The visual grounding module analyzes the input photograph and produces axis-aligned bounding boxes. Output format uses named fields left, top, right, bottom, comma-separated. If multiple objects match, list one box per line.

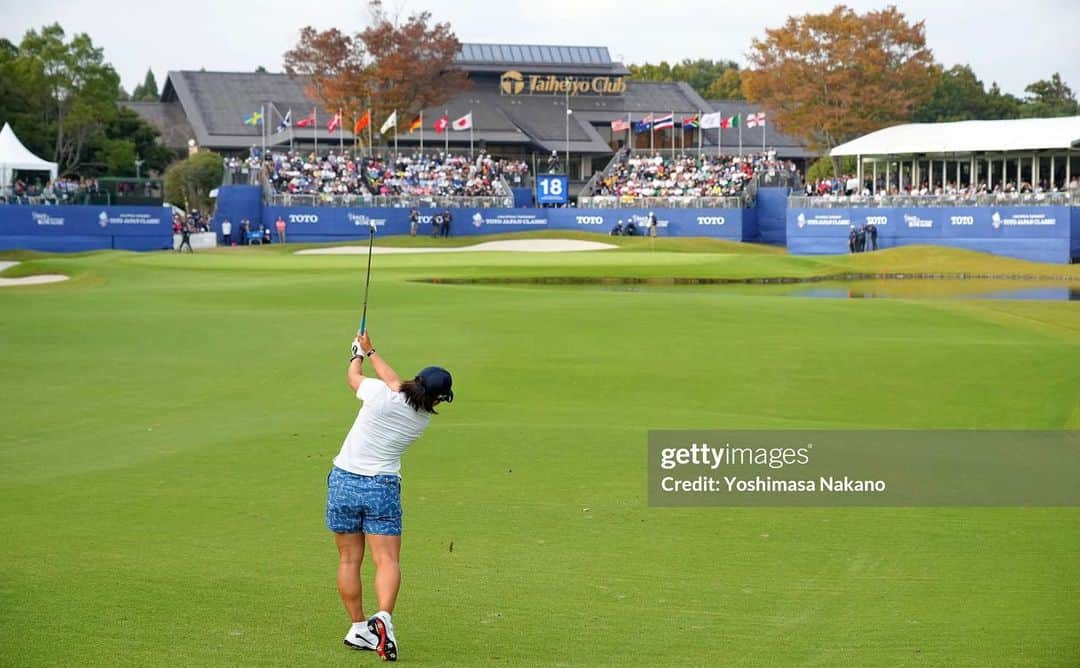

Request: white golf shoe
left=344, top=622, right=378, bottom=651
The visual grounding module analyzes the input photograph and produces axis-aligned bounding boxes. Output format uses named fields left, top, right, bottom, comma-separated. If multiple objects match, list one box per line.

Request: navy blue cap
left=416, top=366, right=454, bottom=403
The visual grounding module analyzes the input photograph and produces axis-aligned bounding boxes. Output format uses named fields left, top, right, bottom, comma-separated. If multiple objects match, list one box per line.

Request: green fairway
left=1, top=240, right=1078, bottom=667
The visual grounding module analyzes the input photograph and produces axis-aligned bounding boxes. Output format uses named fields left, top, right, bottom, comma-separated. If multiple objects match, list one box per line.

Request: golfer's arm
left=367, top=352, right=402, bottom=392
left=347, top=357, right=364, bottom=393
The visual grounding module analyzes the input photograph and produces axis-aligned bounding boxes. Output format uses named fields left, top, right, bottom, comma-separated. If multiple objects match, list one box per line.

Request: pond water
left=420, top=277, right=1080, bottom=301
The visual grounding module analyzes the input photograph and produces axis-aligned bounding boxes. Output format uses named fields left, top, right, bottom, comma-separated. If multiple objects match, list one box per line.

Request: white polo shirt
left=333, top=378, right=432, bottom=477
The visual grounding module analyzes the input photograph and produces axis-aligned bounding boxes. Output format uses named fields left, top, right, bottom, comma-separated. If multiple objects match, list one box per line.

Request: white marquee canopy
left=831, top=116, right=1080, bottom=157
left=0, top=122, right=58, bottom=191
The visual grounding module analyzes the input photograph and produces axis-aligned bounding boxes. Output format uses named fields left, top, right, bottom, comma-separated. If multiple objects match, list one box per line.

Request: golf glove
left=351, top=340, right=362, bottom=358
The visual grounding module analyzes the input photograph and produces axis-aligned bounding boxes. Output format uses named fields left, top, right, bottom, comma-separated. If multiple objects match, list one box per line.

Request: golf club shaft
left=359, top=227, right=375, bottom=333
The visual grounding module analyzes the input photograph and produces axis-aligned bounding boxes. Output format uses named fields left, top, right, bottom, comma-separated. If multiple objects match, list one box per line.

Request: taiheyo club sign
left=500, top=70, right=627, bottom=96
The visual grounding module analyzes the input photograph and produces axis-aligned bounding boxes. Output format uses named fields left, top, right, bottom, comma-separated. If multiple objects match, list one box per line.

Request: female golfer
left=326, top=330, right=454, bottom=661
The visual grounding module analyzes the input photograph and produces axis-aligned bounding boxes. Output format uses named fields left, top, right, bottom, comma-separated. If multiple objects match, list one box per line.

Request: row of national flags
left=611, top=111, right=766, bottom=133
left=243, top=108, right=474, bottom=135
left=246, top=106, right=766, bottom=135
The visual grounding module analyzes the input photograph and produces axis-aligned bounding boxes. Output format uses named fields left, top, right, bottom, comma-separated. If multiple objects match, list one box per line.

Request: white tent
left=0, top=122, right=58, bottom=192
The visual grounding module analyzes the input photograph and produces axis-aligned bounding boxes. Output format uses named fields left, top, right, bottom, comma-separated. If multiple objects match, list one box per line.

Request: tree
left=164, top=150, right=224, bottom=213
left=705, top=69, right=744, bottom=100
left=255, top=65, right=268, bottom=74
left=743, top=5, right=936, bottom=170
left=17, top=23, right=121, bottom=173
left=1021, top=73, right=1078, bottom=117
left=131, top=68, right=159, bottom=101
left=102, top=106, right=177, bottom=176
left=283, top=0, right=468, bottom=136
left=628, top=59, right=744, bottom=99
left=915, top=65, right=1024, bottom=122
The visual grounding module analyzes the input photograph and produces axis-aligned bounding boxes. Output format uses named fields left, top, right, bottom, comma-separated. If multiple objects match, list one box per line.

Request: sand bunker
left=0, top=261, right=69, bottom=287
left=296, top=239, right=618, bottom=255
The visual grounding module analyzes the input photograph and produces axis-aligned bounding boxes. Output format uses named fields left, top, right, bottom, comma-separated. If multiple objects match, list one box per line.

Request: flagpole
left=697, top=110, right=702, bottom=156
left=368, top=106, right=373, bottom=158
left=762, top=116, right=766, bottom=154
left=469, top=111, right=474, bottom=160
left=738, top=115, right=742, bottom=156
left=420, top=111, right=424, bottom=155
left=261, top=103, right=266, bottom=158
left=314, top=108, right=318, bottom=156
left=626, top=112, right=631, bottom=152
left=338, top=109, right=343, bottom=153
left=650, top=113, right=654, bottom=155
left=670, top=110, right=675, bottom=160
left=718, top=109, right=722, bottom=158
left=289, top=108, right=294, bottom=152
left=393, top=112, right=398, bottom=158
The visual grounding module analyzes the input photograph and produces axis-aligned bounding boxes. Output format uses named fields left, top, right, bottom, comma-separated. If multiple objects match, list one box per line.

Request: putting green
left=1, top=238, right=1077, bottom=666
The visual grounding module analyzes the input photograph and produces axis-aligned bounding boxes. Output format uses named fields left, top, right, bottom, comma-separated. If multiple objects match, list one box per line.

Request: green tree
left=1020, top=73, right=1078, bottom=117
left=18, top=23, right=121, bottom=173
left=805, top=155, right=856, bottom=181
left=102, top=106, right=177, bottom=176
left=164, top=150, right=224, bottom=213
left=916, top=65, right=1023, bottom=122
left=130, top=68, right=159, bottom=101
left=628, top=59, right=743, bottom=99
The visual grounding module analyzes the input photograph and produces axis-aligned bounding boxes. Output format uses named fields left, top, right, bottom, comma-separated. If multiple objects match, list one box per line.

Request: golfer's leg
left=367, top=533, right=402, bottom=613
left=334, top=532, right=366, bottom=621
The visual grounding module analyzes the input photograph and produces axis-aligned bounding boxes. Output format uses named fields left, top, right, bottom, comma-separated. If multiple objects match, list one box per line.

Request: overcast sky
left=4, top=0, right=1078, bottom=99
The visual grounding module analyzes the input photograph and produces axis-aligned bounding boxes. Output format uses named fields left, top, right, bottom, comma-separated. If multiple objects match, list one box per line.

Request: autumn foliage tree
left=283, top=0, right=467, bottom=136
left=743, top=5, right=936, bottom=172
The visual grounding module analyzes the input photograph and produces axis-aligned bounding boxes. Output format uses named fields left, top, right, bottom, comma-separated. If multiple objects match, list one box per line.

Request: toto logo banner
left=697, top=216, right=726, bottom=226
left=576, top=216, right=605, bottom=225
left=288, top=214, right=319, bottom=224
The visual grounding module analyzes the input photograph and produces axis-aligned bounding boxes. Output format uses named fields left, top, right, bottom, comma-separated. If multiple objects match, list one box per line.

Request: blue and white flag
left=277, top=109, right=292, bottom=132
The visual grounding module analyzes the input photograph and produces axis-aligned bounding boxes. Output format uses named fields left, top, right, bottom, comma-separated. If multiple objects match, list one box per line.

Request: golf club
left=358, top=223, right=376, bottom=334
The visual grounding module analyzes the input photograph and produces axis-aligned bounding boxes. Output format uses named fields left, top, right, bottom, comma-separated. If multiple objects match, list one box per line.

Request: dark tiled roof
left=122, top=101, right=193, bottom=150
left=148, top=70, right=812, bottom=158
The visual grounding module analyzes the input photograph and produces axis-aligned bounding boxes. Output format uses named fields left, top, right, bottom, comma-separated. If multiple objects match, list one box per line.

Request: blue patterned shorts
left=325, top=467, right=403, bottom=535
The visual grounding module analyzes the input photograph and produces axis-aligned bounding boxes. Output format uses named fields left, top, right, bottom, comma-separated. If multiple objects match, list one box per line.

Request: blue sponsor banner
left=261, top=206, right=748, bottom=241
left=0, top=205, right=173, bottom=252
left=788, top=206, right=1072, bottom=263
left=548, top=208, right=744, bottom=239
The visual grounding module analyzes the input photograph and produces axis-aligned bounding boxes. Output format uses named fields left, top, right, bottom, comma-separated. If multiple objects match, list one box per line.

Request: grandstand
left=260, top=150, right=526, bottom=208
left=793, top=116, right=1080, bottom=208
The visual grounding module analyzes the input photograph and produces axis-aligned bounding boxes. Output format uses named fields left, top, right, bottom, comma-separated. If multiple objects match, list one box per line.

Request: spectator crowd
left=2, top=177, right=104, bottom=205
left=591, top=152, right=799, bottom=202
left=259, top=150, right=528, bottom=201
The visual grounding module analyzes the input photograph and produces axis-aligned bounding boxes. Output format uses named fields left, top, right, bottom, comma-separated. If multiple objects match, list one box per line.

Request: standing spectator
left=409, top=209, right=419, bottom=237
left=856, top=224, right=867, bottom=253
left=848, top=226, right=857, bottom=254
left=648, top=212, right=658, bottom=238
left=178, top=222, right=194, bottom=253
left=431, top=211, right=443, bottom=238
left=222, top=218, right=232, bottom=246
left=240, top=219, right=250, bottom=246
left=276, top=216, right=287, bottom=244
left=441, top=209, right=452, bottom=238
left=867, top=222, right=878, bottom=251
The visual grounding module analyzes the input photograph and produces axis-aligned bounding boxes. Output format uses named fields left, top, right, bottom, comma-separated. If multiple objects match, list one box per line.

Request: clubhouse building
left=126, top=43, right=811, bottom=183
